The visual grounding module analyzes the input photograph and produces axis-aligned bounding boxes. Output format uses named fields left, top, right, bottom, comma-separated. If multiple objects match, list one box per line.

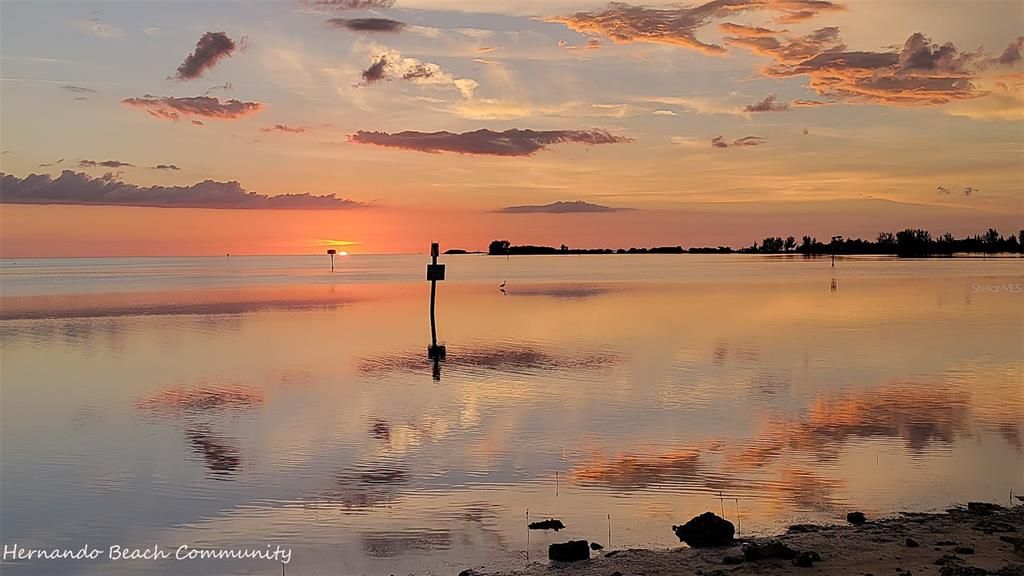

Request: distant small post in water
left=735, top=498, right=741, bottom=536
left=327, top=248, right=337, bottom=272
left=426, top=242, right=446, bottom=378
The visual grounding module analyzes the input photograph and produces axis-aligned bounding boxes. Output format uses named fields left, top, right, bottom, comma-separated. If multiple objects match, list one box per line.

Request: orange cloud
left=549, top=0, right=843, bottom=55
left=122, top=94, right=263, bottom=120
left=729, top=28, right=1024, bottom=106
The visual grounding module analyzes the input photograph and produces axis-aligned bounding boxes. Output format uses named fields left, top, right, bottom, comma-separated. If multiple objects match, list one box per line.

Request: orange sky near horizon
left=2, top=198, right=1020, bottom=257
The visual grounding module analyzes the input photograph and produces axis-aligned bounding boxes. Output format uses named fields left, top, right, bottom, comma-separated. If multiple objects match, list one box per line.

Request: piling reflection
left=359, top=341, right=619, bottom=378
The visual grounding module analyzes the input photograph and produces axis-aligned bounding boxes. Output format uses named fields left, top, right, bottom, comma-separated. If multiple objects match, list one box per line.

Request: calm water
left=1, top=255, right=1022, bottom=575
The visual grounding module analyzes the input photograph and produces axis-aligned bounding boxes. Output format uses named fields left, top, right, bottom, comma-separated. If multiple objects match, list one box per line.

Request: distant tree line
left=487, top=228, right=1024, bottom=257
left=742, top=228, right=1023, bottom=256
left=487, top=240, right=685, bottom=255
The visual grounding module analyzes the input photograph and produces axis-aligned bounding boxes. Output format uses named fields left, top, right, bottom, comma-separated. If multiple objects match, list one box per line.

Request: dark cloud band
left=348, top=128, right=633, bottom=156
left=327, top=18, right=405, bottom=32
left=0, top=171, right=363, bottom=210
left=304, top=0, right=394, bottom=9
left=498, top=201, right=629, bottom=213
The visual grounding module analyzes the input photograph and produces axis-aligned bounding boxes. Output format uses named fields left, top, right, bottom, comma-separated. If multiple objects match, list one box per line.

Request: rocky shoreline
left=471, top=503, right=1024, bottom=576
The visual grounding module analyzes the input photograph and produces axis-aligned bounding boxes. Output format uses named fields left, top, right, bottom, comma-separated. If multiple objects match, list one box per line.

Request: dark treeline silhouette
left=488, top=240, right=684, bottom=255
left=744, top=228, right=1023, bottom=256
left=488, top=228, right=1024, bottom=257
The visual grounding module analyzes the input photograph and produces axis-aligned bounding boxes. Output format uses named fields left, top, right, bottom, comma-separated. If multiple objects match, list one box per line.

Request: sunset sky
left=1, top=0, right=1021, bottom=257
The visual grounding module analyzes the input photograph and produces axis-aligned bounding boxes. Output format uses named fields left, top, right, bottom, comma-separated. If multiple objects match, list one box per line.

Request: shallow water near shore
left=1, top=254, right=1022, bottom=575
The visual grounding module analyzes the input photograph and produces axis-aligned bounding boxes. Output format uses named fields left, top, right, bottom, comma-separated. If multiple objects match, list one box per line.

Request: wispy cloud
left=62, top=85, right=96, bottom=94
left=174, top=32, right=238, bottom=81
left=348, top=128, right=632, bottom=156
left=74, top=17, right=124, bottom=38
left=150, top=164, right=181, bottom=171
left=791, top=99, right=831, bottom=107
left=122, top=95, right=264, bottom=121
left=641, top=96, right=746, bottom=116
left=560, top=38, right=602, bottom=52
left=936, top=184, right=979, bottom=197
left=203, top=82, right=233, bottom=95
left=497, top=200, right=629, bottom=213
left=711, top=135, right=768, bottom=148
left=260, top=124, right=312, bottom=134
left=744, top=94, right=789, bottom=112
left=0, top=170, right=364, bottom=210
left=359, top=46, right=478, bottom=98
left=78, top=159, right=134, bottom=168
left=719, top=22, right=786, bottom=38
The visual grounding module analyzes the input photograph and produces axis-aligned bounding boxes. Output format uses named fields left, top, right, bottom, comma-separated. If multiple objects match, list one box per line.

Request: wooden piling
left=426, top=243, right=446, bottom=366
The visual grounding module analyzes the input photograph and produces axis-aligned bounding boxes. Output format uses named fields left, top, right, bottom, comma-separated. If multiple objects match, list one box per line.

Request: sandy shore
left=477, top=504, right=1023, bottom=576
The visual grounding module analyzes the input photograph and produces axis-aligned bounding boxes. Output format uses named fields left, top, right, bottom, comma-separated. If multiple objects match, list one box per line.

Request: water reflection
left=571, top=449, right=703, bottom=489
left=358, top=340, right=619, bottom=377
left=361, top=530, right=452, bottom=558
left=0, top=284, right=365, bottom=320
left=502, top=283, right=612, bottom=300
left=324, top=466, right=408, bottom=510
left=184, top=426, right=242, bottom=479
left=136, top=383, right=262, bottom=479
left=729, top=382, right=971, bottom=471
left=136, top=383, right=264, bottom=414
left=1, top=261, right=1021, bottom=576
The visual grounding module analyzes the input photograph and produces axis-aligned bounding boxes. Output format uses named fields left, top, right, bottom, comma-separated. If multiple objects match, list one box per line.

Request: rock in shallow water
left=791, top=550, right=821, bottom=567
left=548, top=540, right=589, bottom=562
left=787, top=524, right=821, bottom=533
left=742, top=540, right=799, bottom=561
left=672, top=512, right=735, bottom=547
left=847, top=511, right=867, bottom=525
left=939, top=565, right=989, bottom=576
left=528, top=518, right=565, bottom=531
left=967, top=502, right=998, bottom=516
